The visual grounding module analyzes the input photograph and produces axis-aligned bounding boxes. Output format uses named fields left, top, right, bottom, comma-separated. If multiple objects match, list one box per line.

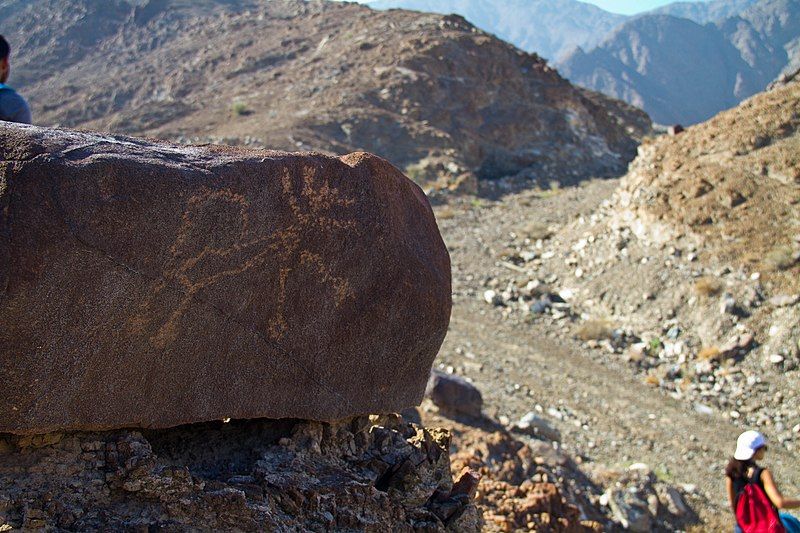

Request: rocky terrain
left=367, top=0, right=761, bottom=61
left=364, top=0, right=798, bottom=126
left=0, top=416, right=484, bottom=531
left=2, top=1, right=799, bottom=531
left=559, top=0, right=800, bottom=125
left=0, top=0, right=649, bottom=193
left=425, top=77, right=800, bottom=528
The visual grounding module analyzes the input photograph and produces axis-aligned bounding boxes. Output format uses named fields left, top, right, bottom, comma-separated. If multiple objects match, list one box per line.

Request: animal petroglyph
left=134, top=164, right=360, bottom=349
left=1, top=124, right=452, bottom=432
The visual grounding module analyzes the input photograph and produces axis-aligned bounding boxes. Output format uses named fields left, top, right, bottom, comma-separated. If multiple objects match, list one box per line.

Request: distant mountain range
left=366, top=0, right=800, bottom=124
left=649, top=0, right=758, bottom=24
left=560, top=0, right=800, bottom=124
left=367, top=0, right=626, bottom=61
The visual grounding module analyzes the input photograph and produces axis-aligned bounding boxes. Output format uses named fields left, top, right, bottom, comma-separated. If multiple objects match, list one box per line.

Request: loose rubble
left=469, top=80, right=800, bottom=452
left=420, top=389, right=697, bottom=532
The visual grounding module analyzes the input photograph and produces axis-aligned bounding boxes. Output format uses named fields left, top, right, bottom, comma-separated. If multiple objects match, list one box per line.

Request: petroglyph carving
left=1, top=125, right=451, bottom=432
left=136, top=164, right=358, bottom=347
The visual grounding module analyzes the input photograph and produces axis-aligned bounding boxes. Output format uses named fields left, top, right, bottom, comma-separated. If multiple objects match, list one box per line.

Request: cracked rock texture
left=0, top=416, right=481, bottom=531
left=0, top=123, right=451, bottom=434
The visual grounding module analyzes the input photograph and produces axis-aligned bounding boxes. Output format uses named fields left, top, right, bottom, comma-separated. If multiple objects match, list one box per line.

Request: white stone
left=483, top=290, right=502, bottom=305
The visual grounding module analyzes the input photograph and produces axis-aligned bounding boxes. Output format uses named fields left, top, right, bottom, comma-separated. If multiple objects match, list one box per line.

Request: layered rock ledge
left=0, top=124, right=451, bottom=434
left=0, top=417, right=480, bottom=531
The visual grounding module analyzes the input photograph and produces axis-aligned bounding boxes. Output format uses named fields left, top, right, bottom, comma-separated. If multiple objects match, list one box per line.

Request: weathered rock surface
left=0, top=124, right=451, bottom=434
left=0, top=416, right=480, bottom=531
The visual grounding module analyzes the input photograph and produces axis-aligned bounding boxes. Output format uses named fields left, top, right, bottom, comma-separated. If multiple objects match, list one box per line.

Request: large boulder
left=0, top=124, right=451, bottom=434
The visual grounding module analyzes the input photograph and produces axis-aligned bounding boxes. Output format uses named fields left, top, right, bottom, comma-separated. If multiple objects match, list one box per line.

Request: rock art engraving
left=0, top=125, right=451, bottom=433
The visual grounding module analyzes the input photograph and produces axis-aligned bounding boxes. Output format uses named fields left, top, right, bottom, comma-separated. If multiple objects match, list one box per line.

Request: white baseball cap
left=734, top=430, right=767, bottom=460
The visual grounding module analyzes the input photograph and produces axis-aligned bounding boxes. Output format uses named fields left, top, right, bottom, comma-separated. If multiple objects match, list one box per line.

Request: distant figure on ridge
left=0, top=35, right=31, bottom=124
left=725, top=430, right=800, bottom=532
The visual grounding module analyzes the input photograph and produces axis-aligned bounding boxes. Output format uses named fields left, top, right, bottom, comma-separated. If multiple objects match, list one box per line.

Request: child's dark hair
left=726, top=457, right=755, bottom=480
left=0, top=35, right=8, bottom=61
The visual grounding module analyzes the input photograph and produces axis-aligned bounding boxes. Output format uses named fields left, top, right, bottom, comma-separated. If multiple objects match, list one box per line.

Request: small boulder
left=426, top=371, right=483, bottom=418
left=510, top=412, right=561, bottom=442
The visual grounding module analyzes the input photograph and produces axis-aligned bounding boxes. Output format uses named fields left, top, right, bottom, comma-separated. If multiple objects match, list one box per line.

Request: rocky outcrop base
left=0, top=417, right=480, bottom=531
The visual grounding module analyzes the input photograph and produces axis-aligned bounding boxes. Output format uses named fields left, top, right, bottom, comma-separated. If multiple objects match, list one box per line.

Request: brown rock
left=0, top=417, right=480, bottom=531
left=451, top=467, right=481, bottom=500
left=0, top=124, right=451, bottom=434
left=426, top=370, right=483, bottom=418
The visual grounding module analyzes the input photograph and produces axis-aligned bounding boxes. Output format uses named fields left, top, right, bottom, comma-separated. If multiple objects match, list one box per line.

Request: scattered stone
left=693, top=403, right=714, bottom=416
left=529, top=297, right=552, bottom=314
left=426, top=371, right=483, bottom=418
left=769, top=354, right=785, bottom=365
left=769, top=294, right=799, bottom=307
left=667, top=124, right=684, bottom=136
left=483, top=290, right=503, bottom=306
left=510, top=412, right=562, bottom=442
left=720, top=293, right=737, bottom=315
left=606, top=488, right=653, bottom=532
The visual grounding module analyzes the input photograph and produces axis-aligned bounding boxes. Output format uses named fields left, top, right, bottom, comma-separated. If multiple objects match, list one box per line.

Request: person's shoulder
left=3, top=87, right=27, bottom=102
left=0, top=87, right=27, bottom=106
left=0, top=88, right=32, bottom=124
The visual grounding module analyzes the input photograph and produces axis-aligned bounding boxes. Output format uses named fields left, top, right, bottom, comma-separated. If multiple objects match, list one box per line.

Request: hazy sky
left=586, top=0, right=710, bottom=15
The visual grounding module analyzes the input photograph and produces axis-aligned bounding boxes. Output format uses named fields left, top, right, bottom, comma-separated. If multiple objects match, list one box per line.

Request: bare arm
left=761, top=469, right=800, bottom=509
left=727, top=476, right=737, bottom=513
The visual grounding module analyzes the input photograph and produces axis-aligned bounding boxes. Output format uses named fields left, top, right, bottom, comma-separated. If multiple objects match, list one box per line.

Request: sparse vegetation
left=647, top=337, right=662, bottom=356
left=435, top=206, right=456, bottom=220
left=404, top=164, right=426, bottom=183
left=576, top=319, right=614, bottom=341
left=694, top=277, right=722, bottom=297
left=231, top=101, right=249, bottom=116
left=697, top=346, right=721, bottom=361
left=644, top=375, right=660, bottom=386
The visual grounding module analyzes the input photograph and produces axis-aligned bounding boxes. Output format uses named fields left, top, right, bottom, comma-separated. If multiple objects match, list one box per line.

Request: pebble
left=483, top=290, right=502, bottom=306
left=769, top=294, right=799, bottom=307
left=693, top=403, right=714, bottom=415
left=719, top=293, right=736, bottom=315
left=769, top=354, right=785, bottom=365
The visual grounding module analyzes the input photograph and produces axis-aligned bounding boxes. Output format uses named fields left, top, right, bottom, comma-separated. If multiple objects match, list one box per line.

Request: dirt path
left=434, top=180, right=800, bottom=524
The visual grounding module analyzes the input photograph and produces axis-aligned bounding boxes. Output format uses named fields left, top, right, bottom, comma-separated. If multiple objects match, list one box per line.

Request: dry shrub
left=231, top=101, right=249, bottom=116
left=697, top=346, right=721, bottom=361
left=576, top=320, right=614, bottom=341
left=521, top=222, right=553, bottom=241
left=694, top=277, right=722, bottom=297
left=435, top=206, right=456, bottom=220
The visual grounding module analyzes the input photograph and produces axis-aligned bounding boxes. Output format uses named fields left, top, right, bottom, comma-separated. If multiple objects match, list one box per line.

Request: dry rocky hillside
left=3, top=1, right=800, bottom=532
left=427, top=77, right=799, bottom=528
left=2, top=0, right=649, bottom=192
